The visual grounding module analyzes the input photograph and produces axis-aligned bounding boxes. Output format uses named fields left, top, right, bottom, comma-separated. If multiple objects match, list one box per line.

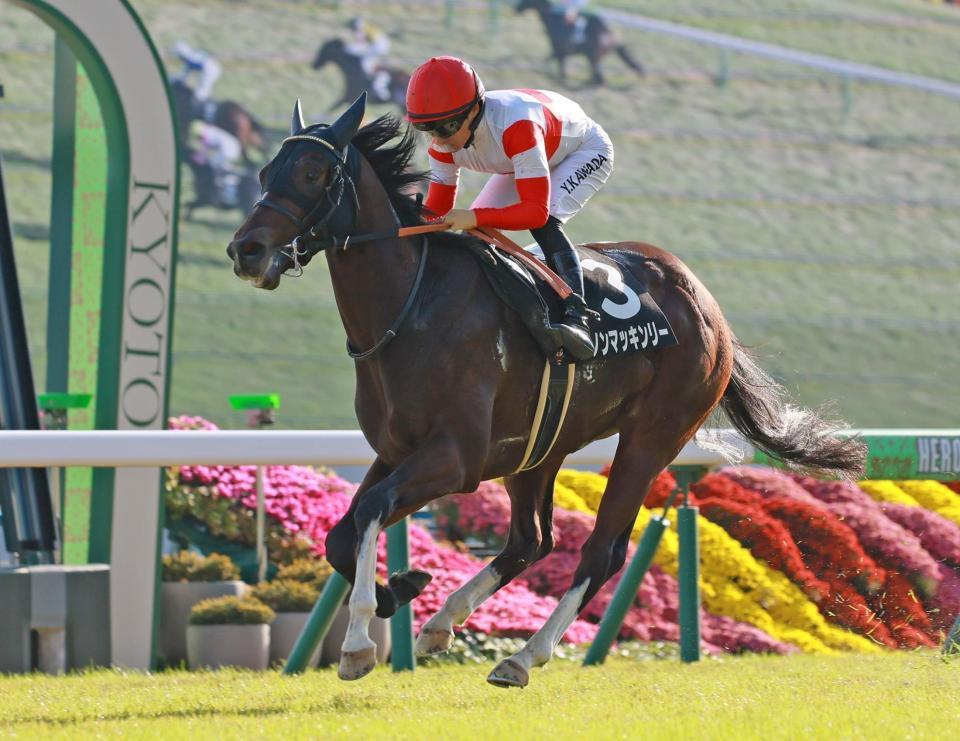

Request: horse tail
left=719, top=338, right=866, bottom=479
left=615, top=45, right=645, bottom=76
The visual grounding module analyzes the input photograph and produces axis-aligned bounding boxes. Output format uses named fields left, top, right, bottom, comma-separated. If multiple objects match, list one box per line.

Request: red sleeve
left=501, top=119, right=539, bottom=159
left=473, top=176, right=550, bottom=230
left=423, top=181, right=457, bottom=219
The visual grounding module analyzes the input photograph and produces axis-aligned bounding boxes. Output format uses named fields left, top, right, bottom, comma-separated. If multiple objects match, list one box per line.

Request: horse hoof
left=486, top=658, right=529, bottom=689
left=338, top=646, right=377, bottom=681
left=415, top=628, right=454, bottom=657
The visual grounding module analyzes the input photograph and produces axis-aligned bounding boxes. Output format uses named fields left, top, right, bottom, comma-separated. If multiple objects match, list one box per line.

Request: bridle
left=252, top=127, right=436, bottom=360
left=254, top=130, right=363, bottom=275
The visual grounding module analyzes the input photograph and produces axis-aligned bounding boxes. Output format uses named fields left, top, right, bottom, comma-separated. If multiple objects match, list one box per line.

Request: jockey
left=170, top=41, right=222, bottom=102
left=187, top=120, right=244, bottom=205
left=344, top=17, right=392, bottom=102
left=405, top=56, right=613, bottom=361
left=560, top=0, right=589, bottom=45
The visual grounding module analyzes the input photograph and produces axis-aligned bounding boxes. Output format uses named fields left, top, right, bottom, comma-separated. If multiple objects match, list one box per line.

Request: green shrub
left=189, top=595, right=275, bottom=626
left=162, top=550, right=240, bottom=583
left=275, top=558, right=334, bottom=589
left=251, top=578, right=319, bottom=613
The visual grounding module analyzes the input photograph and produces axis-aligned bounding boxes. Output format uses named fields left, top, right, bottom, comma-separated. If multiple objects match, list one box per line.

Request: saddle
left=465, top=235, right=678, bottom=472
left=466, top=239, right=678, bottom=365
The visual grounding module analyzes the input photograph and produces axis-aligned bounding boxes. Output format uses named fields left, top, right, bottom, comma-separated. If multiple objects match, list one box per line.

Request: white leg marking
left=422, top=564, right=501, bottom=636
left=342, top=520, right=379, bottom=654
left=510, top=579, right=589, bottom=673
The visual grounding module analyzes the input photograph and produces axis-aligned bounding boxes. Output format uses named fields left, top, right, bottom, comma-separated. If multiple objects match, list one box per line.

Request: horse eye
left=305, top=169, right=320, bottom=183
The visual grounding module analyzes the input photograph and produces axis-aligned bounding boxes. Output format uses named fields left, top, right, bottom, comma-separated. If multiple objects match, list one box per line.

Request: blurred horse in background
left=311, top=38, right=410, bottom=113
left=517, top=0, right=645, bottom=87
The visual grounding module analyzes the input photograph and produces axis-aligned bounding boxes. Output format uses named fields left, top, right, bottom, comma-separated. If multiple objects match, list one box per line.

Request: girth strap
left=514, top=361, right=576, bottom=473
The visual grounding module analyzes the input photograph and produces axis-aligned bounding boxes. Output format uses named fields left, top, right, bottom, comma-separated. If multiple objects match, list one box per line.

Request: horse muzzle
left=226, top=236, right=288, bottom=290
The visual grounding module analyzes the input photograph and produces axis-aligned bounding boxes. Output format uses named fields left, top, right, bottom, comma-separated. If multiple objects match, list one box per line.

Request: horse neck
left=324, top=157, right=421, bottom=353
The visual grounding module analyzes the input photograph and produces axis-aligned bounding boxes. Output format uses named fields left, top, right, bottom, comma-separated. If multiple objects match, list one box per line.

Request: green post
left=47, top=36, right=76, bottom=392
left=282, top=570, right=350, bottom=674
left=677, top=497, right=701, bottom=663
left=943, top=614, right=960, bottom=658
left=841, top=76, right=853, bottom=120
left=583, top=515, right=669, bottom=666
left=37, top=393, right=92, bottom=543
left=715, top=48, right=730, bottom=89
left=387, top=518, right=415, bottom=671
left=229, top=394, right=280, bottom=583
left=445, top=0, right=455, bottom=29
left=488, top=0, right=500, bottom=33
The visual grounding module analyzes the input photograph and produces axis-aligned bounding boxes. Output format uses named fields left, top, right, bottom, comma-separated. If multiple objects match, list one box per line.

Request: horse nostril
left=240, top=241, right=264, bottom=258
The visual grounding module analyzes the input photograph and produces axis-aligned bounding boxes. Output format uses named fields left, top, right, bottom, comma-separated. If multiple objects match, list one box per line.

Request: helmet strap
left=463, top=98, right=485, bottom=150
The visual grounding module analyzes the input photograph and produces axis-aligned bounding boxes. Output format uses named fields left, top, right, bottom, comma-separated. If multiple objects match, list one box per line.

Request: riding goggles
left=412, top=112, right=469, bottom=139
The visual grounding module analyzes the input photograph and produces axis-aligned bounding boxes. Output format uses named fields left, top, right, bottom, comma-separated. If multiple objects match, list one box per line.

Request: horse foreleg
left=339, top=517, right=381, bottom=680
left=416, top=465, right=558, bottom=656
left=336, top=439, right=481, bottom=680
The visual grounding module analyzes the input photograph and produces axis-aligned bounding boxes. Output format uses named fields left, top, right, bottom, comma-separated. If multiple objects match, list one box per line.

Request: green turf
left=1, top=1, right=958, bottom=429
left=0, top=653, right=956, bottom=738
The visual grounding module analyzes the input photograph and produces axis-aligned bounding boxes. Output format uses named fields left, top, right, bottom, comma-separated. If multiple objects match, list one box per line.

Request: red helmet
left=405, top=56, right=484, bottom=124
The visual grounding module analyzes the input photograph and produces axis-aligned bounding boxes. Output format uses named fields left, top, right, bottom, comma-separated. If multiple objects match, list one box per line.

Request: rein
left=254, top=129, right=572, bottom=361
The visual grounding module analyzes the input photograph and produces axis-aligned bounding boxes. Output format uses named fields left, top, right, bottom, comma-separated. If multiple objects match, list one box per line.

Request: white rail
left=602, top=8, right=960, bottom=101
left=0, top=429, right=750, bottom=468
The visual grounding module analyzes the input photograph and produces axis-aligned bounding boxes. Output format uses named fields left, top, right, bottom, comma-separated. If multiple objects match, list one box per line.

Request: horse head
left=227, top=93, right=366, bottom=289
left=312, top=38, right=345, bottom=70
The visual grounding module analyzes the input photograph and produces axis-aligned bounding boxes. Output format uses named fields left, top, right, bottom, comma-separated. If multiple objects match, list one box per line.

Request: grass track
left=2, top=1, right=958, bottom=428
left=1, top=653, right=956, bottom=738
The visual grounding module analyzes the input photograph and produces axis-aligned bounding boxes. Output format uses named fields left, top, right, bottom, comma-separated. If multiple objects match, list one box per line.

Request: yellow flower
left=895, top=480, right=960, bottom=527
left=556, top=469, right=607, bottom=511
left=554, top=469, right=882, bottom=654
left=553, top=481, right=593, bottom=514
left=858, top=480, right=919, bottom=506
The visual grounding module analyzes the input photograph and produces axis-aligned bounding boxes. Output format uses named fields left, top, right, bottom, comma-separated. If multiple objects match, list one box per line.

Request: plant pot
left=187, top=623, right=269, bottom=670
left=320, top=604, right=391, bottom=667
left=160, top=580, right=248, bottom=666
left=270, top=612, right=322, bottom=668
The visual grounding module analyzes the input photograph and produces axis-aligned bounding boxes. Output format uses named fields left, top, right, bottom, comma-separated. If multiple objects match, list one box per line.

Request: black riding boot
left=530, top=217, right=597, bottom=361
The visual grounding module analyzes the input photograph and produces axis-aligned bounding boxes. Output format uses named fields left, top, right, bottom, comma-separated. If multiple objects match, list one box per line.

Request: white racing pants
left=470, top=121, right=614, bottom=224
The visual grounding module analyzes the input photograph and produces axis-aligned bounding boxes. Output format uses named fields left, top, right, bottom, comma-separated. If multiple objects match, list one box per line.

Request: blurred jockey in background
left=560, top=0, right=589, bottom=45
left=406, top=56, right=614, bottom=360
left=188, top=120, right=243, bottom=204
left=170, top=41, right=222, bottom=102
left=344, top=17, right=392, bottom=102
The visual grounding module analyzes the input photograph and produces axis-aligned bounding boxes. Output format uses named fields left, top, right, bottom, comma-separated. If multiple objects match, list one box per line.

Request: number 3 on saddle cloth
left=465, top=237, right=679, bottom=472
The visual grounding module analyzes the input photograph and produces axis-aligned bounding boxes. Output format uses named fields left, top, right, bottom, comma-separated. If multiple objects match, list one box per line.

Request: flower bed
left=166, top=415, right=958, bottom=656
left=166, top=417, right=595, bottom=643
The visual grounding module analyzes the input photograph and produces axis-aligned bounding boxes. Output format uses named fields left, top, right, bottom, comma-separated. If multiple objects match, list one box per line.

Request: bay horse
left=170, top=79, right=267, bottom=164
left=517, top=0, right=645, bottom=87
left=311, top=38, right=410, bottom=113
left=226, top=94, right=866, bottom=687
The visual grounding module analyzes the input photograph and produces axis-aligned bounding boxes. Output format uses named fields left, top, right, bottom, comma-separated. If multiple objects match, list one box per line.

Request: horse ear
left=291, top=98, right=306, bottom=135
left=328, top=92, right=366, bottom=151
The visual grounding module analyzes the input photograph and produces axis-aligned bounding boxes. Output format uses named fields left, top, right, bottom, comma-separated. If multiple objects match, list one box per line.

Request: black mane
left=350, top=114, right=430, bottom=226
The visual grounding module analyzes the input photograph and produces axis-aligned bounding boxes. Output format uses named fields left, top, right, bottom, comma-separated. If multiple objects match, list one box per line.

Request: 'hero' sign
left=864, top=434, right=960, bottom=480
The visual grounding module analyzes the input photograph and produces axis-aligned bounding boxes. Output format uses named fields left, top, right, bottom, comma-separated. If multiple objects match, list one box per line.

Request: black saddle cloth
left=467, top=241, right=678, bottom=362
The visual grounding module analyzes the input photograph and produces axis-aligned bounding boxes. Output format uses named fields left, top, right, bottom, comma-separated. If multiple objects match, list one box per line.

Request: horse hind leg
left=487, top=433, right=679, bottom=688
left=416, top=465, right=558, bottom=657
